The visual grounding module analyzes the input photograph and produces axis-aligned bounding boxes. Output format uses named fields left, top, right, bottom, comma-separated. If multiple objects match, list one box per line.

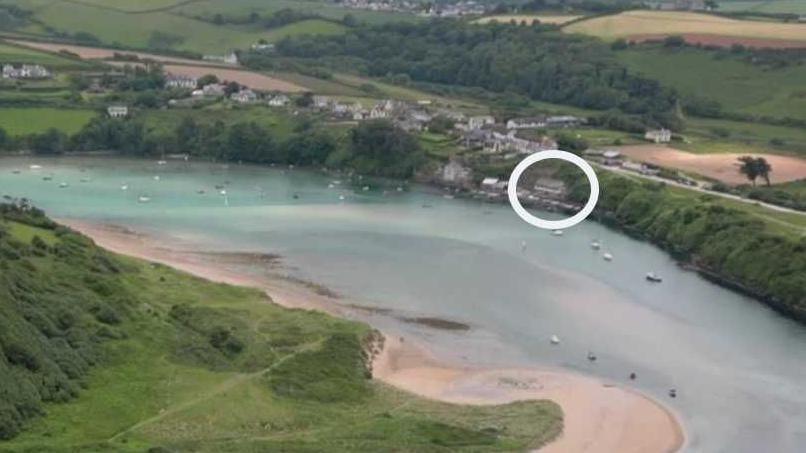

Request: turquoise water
left=1, top=156, right=805, bottom=452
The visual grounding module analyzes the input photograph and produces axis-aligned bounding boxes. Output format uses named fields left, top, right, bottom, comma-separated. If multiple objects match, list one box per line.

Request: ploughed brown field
left=616, top=145, right=806, bottom=185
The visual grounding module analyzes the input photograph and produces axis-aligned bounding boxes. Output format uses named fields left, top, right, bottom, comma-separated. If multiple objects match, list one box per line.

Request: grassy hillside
left=718, top=0, right=806, bottom=14
left=0, top=203, right=562, bottom=451
left=615, top=46, right=806, bottom=121
left=0, top=43, right=86, bottom=69
left=0, top=108, right=98, bottom=136
left=564, top=10, right=806, bottom=42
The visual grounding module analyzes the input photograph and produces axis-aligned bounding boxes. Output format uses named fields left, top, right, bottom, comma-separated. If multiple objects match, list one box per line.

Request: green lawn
left=0, top=108, right=98, bottom=135
left=616, top=46, right=806, bottom=122
left=264, top=19, right=347, bottom=42
left=142, top=105, right=304, bottom=137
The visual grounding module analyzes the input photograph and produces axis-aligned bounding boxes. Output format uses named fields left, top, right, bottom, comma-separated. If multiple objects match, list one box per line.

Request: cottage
left=231, top=89, right=258, bottom=103
left=369, top=105, right=389, bottom=119
left=533, top=178, right=567, bottom=199
left=165, top=75, right=197, bottom=89
left=644, top=128, right=671, bottom=143
left=468, top=115, right=495, bottom=130
left=107, top=105, right=128, bottom=118
left=267, top=94, right=290, bottom=107
left=603, top=150, right=622, bottom=166
left=546, top=115, right=584, bottom=128
left=2, top=64, right=51, bottom=79
left=481, top=177, right=500, bottom=190
left=312, top=95, right=331, bottom=109
left=202, top=83, right=226, bottom=97
left=506, top=117, right=546, bottom=130
left=202, top=52, right=239, bottom=65
left=441, top=160, right=471, bottom=183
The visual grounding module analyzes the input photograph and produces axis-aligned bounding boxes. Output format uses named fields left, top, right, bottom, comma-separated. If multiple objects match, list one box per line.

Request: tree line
left=274, top=20, right=681, bottom=128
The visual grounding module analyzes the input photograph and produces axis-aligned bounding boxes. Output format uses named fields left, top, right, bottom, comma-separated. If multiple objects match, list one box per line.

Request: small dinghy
left=590, top=240, right=601, bottom=250
left=197, top=189, right=206, bottom=194
left=153, top=175, right=161, bottom=181
left=338, top=195, right=345, bottom=201
left=362, top=185, right=370, bottom=191
left=646, top=272, right=663, bottom=283
left=587, top=352, right=597, bottom=362
left=121, top=184, right=129, bottom=191
left=219, top=190, right=227, bottom=196
left=29, top=164, right=42, bottom=170
left=42, top=175, right=53, bottom=181
left=602, top=252, right=613, bottom=262
left=550, top=335, right=560, bottom=345
left=11, top=169, right=20, bottom=174
left=552, top=230, right=564, bottom=236
left=138, top=196, right=151, bottom=203
left=58, top=182, right=69, bottom=188
left=396, top=186, right=403, bottom=192
left=157, top=160, right=167, bottom=165
left=668, top=389, right=677, bottom=398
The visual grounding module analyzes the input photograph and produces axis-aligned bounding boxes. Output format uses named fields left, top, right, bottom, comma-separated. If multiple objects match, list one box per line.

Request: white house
left=2, top=64, right=51, bottom=79
left=313, top=95, right=331, bottom=109
left=165, top=75, right=197, bottom=89
left=468, top=115, right=495, bottom=130
left=107, top=105, right=128, bottom=118
left=506, top=117, right=546, bottom=130
left=644, top=128, right=672, bottom=143
left=202, top=83, right=226, bottom=97
left=202, top=51, right=239, bottom=65
left=231, top=89, right=258, bottom=103
left=267, top=94, right=290, bottom=107
left=369, top=105, right=389, bottom=119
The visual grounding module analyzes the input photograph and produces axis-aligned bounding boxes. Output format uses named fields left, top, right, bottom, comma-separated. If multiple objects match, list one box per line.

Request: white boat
left=552, top=230, right=564, bottom=236
left=603, top=252, right=613, bottom=261
left=58, top=182, right=69, bottom=188
left=219, top=190, right=227, bottom=196
left=328, top=183, right=335, bottom=189
left=396, top=186, right=403, bottom=192
left=157, top=160, right=167, bottom=165
left=362, top=186, right=370, bottom=191
left=153, top=175, right=161, bottom=181
left=138, top=196, right=151, bottom=203
left=339, top=195, right=345, bottom=201
left=646, top=272, right=663, bottom=283
left=550, top=334, right=560, bottom=345
left=29, top=165, right=42, bottom=170
left=591, top=240, right=601, bottom=250
left=121, top=184, right=129, bottom=191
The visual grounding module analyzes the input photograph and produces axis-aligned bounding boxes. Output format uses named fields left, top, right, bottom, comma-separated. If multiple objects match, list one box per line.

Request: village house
left=545, top=115, right=585, bottom=128
left=441, top=159, right=472, bottom=187
left=369, top=104, right=389, bottom=119
left=202, top=83, right=226, bottom=97
left=165, top=75, right=197, bottom=89
left=467, top=115, right=495, bottom=130
left=107, top=105, right=128, bottom=118
left=267, top=94, right=290, bottom=107
left=2, top=64, right=51, bottom=79
left=533, top=178, right=567, bottom=200
left=313, top=95, right=331, bottom=109
left=645, top=128, right=672, bottom=143
left=231, top=89, right=258, bottom=103
left=506, top=117, right=546, bottom=130
left=202, top=51, right=239, bottom=65
left=480, top=177, right=507, bottom=194
left=622, top=161, right=661, bottom=176
left=251, top=42, right=275, bottom=51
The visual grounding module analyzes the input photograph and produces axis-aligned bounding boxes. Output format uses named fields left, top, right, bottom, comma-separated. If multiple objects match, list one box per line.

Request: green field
left=173, top=0, right=422, bottom=25
left=142, top=106, right=300, bottom=136
left=616, top=47, right=806, bottom=122
left=0, top=42, right=86, bottom=68
left=681, top=117, right=806, bottom=156
left=718, top=0, right=806, bottom=14
left=264, top=19, right=347, bottom=42
left=0, top=210, right=562, bottom=451
left=0, top=108, right=97, bottom=135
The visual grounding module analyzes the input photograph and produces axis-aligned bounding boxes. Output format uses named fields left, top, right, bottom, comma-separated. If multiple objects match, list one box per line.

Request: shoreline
left=61, top=219, right=685, bottom=453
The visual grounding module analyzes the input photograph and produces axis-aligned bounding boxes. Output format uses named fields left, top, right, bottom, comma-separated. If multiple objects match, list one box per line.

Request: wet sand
left=62, top=219, right=685, bottom=453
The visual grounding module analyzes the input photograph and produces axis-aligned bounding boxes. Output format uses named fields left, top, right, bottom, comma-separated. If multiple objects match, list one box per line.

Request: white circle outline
left=507, top=150, right=599, bottom=230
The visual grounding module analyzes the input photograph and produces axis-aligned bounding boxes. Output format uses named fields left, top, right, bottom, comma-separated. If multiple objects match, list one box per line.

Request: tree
left=738, top=156, right=772, bottom=187
left=196, top=74, right=219, bottom=88
left=30, top=128, right=66, bottom=154
left=295, top=92, right=314, bottom=108
left=348, top=120, right=423, bottom=178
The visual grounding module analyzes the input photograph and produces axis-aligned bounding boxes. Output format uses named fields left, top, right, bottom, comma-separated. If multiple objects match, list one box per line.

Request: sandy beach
left=62, top=219, right=685, bottom=453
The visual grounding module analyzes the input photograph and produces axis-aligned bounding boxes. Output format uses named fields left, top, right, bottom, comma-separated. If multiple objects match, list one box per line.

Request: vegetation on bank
left=0, top=202, right=562, bottom=450
left=562, top=172, right=806, bottom=320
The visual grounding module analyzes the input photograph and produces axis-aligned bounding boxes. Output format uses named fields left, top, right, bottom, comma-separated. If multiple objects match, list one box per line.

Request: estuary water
left=1, top=156, right=804, bottom=452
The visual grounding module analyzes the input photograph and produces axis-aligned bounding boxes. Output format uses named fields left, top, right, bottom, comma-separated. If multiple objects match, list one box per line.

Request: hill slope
left=0, top=202, right=561, bottom=451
